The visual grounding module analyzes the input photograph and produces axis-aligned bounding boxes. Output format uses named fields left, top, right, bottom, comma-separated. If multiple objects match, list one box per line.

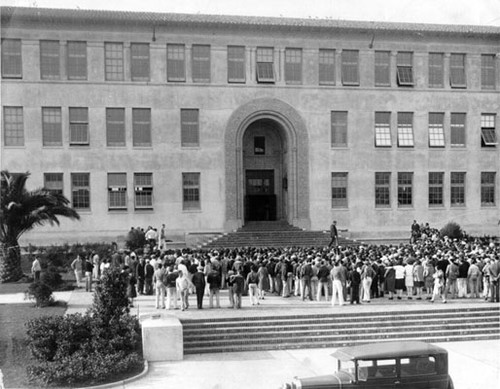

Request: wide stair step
left=181, top=306, right=500, bottom=354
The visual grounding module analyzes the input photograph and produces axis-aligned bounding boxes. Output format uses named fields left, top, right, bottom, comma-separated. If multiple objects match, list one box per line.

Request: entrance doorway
left=245, top=170, right=276, bottom=221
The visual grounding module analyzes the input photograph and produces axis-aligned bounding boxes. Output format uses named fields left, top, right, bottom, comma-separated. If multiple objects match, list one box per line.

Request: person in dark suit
left=328, top=220, right=338, bottom=249
left=192, top=266, right=206, bottom=309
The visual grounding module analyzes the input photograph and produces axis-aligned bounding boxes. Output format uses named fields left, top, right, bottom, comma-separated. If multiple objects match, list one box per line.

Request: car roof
left=332, top=341, right=447, bottom=361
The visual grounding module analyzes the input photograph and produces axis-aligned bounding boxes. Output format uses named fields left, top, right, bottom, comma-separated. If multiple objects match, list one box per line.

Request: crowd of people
left=68, top=221, right=500, bottom=310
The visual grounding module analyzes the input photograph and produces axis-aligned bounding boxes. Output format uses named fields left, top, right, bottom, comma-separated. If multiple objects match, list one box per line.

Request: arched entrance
left=224, top=98, right=310, bottom=230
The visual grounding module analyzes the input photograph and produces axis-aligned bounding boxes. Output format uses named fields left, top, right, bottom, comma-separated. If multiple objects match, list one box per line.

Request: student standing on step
left=232, top=269, right=245, bottom=309
left=192, top=265, right=206, bottom=309
left=328, top=220, right=339, bottom=250
left=331, top=261, right=344, bottom=306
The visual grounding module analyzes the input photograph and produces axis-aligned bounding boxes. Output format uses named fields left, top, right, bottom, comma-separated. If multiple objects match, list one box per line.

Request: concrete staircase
left=181, top=306, right=500, bottom=354
left=203, top=221, right=353, bottom=248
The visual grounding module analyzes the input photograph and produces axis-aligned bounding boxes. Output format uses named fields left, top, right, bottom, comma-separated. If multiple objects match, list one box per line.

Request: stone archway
left=224, top=98, right=310, bottom=231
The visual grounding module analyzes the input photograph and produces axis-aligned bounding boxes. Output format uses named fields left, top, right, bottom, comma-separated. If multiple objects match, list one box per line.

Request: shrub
left=90, top=267, right=130, bottom=323
left=125, top=228, right=146, bottom=252
left=40, top=266, right=63, bottom=290
left=440, top=221, right=464, bottom=240
left=26, top=282, right=54, bottom=307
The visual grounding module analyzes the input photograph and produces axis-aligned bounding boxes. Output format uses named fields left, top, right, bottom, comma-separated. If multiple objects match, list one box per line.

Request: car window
left=400, top=356, right=437, bottom=377
left=358, top=359, right=397, bottom=381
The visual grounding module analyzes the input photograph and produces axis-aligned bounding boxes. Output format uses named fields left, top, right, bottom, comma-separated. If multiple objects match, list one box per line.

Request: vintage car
left=283, top=341, right=454, bottom=389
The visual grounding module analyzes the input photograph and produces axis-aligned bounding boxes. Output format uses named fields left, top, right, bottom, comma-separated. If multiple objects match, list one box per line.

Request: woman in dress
left=393, top=258, right=406, bottom=300
left=257, top=261, right=270, bottom=300
left=384, top=260, right=396, bottom=300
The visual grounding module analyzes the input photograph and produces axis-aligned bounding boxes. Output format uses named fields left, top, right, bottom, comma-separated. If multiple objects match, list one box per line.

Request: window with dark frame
left=134, top=173, right=153, bottom=209
left=130, top=43, right=150, bottom=81
left=331, top=111, right=348, bottom=147
left=450, top=172, right=466, bottom=207
left=3, top=106, right=24, bottom=146
left=375, top=172, right=391, bottom=207
left=481, top=172, right=496, bottom=206
left=40, top=40, right=60, bottom=80
left=428, top=172, right=444, bottom=206
left=254, top=136, right=265, bottom=155
left=398, top=172, right=413, bottom=207
left=319, top=49, right=335, bottom=85
left=167, top=44, right=186, bottom=82
left=375, top=112, right=391, bottom=147
left=481, top=114, right=497, bottom=147
left=256, top=47, right=275, bottom=83
left=397, top=112, right=414, bottom=147
left=106, top=108, right=126, bottom=147
left=183, top=172, right=201, bottom=210
left=67, top=41, right=87, bottom=80
left=108, top=173, right=127, bottom=210
left=374, top=51, right=390, bottom=87
left=227, top=46, right=245, bottom=83
left=481, top=54, right=496, bottom=90
left=104, top=42, right=124, bottom=81
left=1, top=39, right=22, bottom=79
left=69, top=107, right=89, bottom=145
left=331, top=172, right=348, bottom=208
left=42, top=107, right=62, bottom=146
left=71, top=172, right=90, bottom=210
left=428, top=113, right=445, bottom=147
left=181, top=109, right=199, bottom=147
left=132, top=108, right=151, bottom=147
left=44, top=173, right=63, bottom=195
left=341, top=50, right=359, bottom=86
left=450, top=113, right=466, bottom=147
left=450, top=53, right=466, bottom=88
left=396, top=52, right=413, bottom=86
left=428, top=53, right=444, bottom=88
left=284, top=48, right=302, bottom=84
left=192, top=44, right=211, bottom=83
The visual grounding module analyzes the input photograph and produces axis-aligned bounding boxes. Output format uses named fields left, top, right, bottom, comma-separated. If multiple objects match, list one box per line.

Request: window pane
left=131, top=43, right=150, bottom=81
left=428, top=53, right=443, bottom=88
left=450, top=113, right=466, bottom=147
left=106, top=108, right=125, bottom=146
left=397, top=52, right=413, bottom=86
left=319, top=49, right=335, bottom=85
left=331, top=111, right=347, bottom=147
left=192, top=45, right=210, bottom=83
left=71, top=173, right=90, bottom=209
left=375, top=112, right=391, bottom=147
left=183, top=172, right=200, bottom=210
left=375, top=51, right=390, bottom=86
left=397, top=112, right=414, bottom=147
left=42, top=107, right=62, bottom=146
left=134, top=173, right=153, bottom=209
left=429, top=172, right=444, bottom=206
left=256, top=47, right=274, bottom=82
left=450, top=53, right=466, bottom=88
left=228, top=46, right=245, bottom=83
left=105, top=42, right=124, bottom=81
left=181, top=109, right=199, bottom=146
left=341, top=50, right=359, bottom=85
left=67, top=41, right=87, bottom=80
left=481, top=114, right=497, bottom=147
left=375, top=172, right=391, bottom=207
left=167, top=44, right=186, bottom=81
left=3, top=106, right=24, bottom=146
left=481, top=54, right=496, bottom=90
left=44, top=173, right=63, bottom=195
left=2, top=39, right=22, bottom=78
left=108, top=172, right=127, bottom=209
left=398, top=172, right=413, bottom=207
left=331, top=173, right=348, bottom=208
left=450, top=172, right=465, bottom=206
left=481, top=172, right=496, bottom=206
left=40, top=40, right=60, bottom=80
left=69, top=107, right=89, bottom=145
left=285, top=48, right=302, bottom=84
left=429, top=113, right=445, bottom=147
left=132, top=108, right=151, bottom=147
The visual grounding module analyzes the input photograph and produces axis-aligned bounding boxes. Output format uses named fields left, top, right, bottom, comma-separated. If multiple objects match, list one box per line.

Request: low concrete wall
left=140, top=313, right=183, bottom=361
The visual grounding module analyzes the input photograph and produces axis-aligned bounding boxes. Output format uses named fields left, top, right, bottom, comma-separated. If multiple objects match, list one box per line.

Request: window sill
left=182, top=209, right=202, bottom=213
left=108, top=208, right=128, bottom=212
left=3, top=145, right=26, bottom=149
left=134, top=208, right=154, bottom=212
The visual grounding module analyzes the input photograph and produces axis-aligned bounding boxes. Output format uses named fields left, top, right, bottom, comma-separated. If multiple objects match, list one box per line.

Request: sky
left=2, top=0, right=500, bottom=26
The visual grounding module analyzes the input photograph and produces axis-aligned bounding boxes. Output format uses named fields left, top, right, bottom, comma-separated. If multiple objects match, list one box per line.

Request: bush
left=125, top=228, right=146, bottom=252
left=90, top=268, right=130, bottom=323
left=440, top=221, right=464, bottom=240
left=40, top=266, right=63, bottom=290
left=26, top=282, right=54, bottom=307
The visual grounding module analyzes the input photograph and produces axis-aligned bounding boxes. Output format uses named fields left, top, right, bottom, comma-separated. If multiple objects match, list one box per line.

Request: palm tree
left=0, top=171, right=80, bottom=282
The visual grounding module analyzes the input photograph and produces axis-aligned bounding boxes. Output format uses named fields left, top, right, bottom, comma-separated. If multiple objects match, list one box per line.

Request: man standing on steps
left=328, top=220, right=339, bottom=250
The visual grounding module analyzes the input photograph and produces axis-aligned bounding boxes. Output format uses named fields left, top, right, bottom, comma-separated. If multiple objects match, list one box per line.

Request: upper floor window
left=396, top=52, right=413, bottom=86
left=130, top=43, right=150, bottom=81
left=450, top=172, right=466, bottom=207
left=192, top=44, right=211, bottom=83
left=67, top=41, right=87, bottom=80
left=341, top=50, right=359, bottom=86
left=108, top=173, right=127, bottom=210
left=428, top=113, right=445, bottom=147
left=284, top=48, right=302, bottom=84
left=227, top=46, right=246, bottom=83
left=42, top=107, right=62, bottom=146
left=1, top=39, right=22, bottom=79
left=375, top=172, right=391, bottom=208
left=256, top=47, right=275, bottom=83
left=69, top=107, right=89, bottom=145
left=481, top=113, right=497, bottom=147
left=428, top=53, right=444, bottom=88
left=481, top=54, right=496, bottom=90
left=134, top=172, right=153, bottom=209
left=375, top=112, right=391, bottom=147
left=481, top=172, right=496, bottom=206
left=106, top=108, right=126, bottom=147
left=3, top=106, right=24, bottom=146
left=428, top=172, right=444, bottom=207
left=132, top=108, right=152, bottom=147
left=331, top=111, right=348, bottom=147
left=450, top=53, right=466, bottom=88
left=104, top=42, right=124, bottom=81
left=71, top=172, right=90, bottom=210
left=44, top=173, right=63, bottom=195
left=40, top=40, right=60, bottom=80
left=397, top=112, right=414, bottom=147
left=181, top=109, right=199, bottom=147
left=374, top=51, right=390, bottom=87
left=331, top=172, right=348, bottom=208
left=450, top=113, right=466, bottom=147
left=397, top=172, right=413, bottom=207
left=319, top=49, right=335, bottom=85
left=167, top=44, right=186, bottom=82
left=183, top=172, right=201, bottom=210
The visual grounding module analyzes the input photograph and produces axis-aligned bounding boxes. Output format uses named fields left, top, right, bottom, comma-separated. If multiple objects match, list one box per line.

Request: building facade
left=1, top=7, right=499, bottom=244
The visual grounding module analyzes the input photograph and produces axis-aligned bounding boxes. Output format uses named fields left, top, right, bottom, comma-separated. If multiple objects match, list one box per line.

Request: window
left=134, top=173, right=153, bottom=209
left=1, top=39, right=22, bottom=78
left=3, top=106, right=24, bottom=146
left=481, top=54, right=496, bottom=90
left=396, top=52, right=413, bottom=86
left=254, top=136, right=265, bottom=155
left=331, top=111, right=347, bottom=147
left=42, top=107, right=62, bottom=146
left=181, top=109, right=199, bottom=147
left=398, top=172, right=413, bottom=207
left=167, top=44, right=186, bottom=82
left=375, top=112, right=391, bottom=147
left=227, top=46, right=245, bottom=83
left=130, top=43, right=150, bottom=81
left=71, top=173, right=90, bottom=210
left=192, top=44, right=210, bottom=83
left=40, top=40, right=60, bottom=80
left=428, top=113, right=445, bottom=147
left=285, top=48, right=302, bottom=84
left=104, top=42, right=124, bottom=81
left=67, top=41, right=87, bottom=80
left=331, top=173, right=348, bottom=208
left=132, top=108, right=151, bottom=147
left=341, top=50, right=359, bottom=86
left=450, top=53, right=466, bottom=88
left=450, top=113, right=466, bottom=147
left=400, top=356, right=437, bottom=377
left=183, top=172, right=201, bottom=210
left=481, top=172, right=496, bottom=206
left=44, top=173, right=63, bottom=195
left=69, top=107, right=89, bottom=145
left=450, top=172, right=466, bottom=207
left=375, top=172, right=391, bottom=207
left=397, top=112, right=414, bottom=147
left=429, top=172, right=444, bottom=206
left=374, top=51, right=390, bottom=87
left=256, top=47, right=275, bottom=83
left=108, top=173, right=127, bottom=210
left=319, top=49, right=335, bottom=85
left=428, top=53, right=444, bottom=88
left=106, top=108, right=126, bottom=147
left=481, top=114, right=497, bottom=147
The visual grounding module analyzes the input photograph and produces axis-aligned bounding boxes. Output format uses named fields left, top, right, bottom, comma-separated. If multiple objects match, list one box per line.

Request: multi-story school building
left=1, top=6, right=499, bottom=244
